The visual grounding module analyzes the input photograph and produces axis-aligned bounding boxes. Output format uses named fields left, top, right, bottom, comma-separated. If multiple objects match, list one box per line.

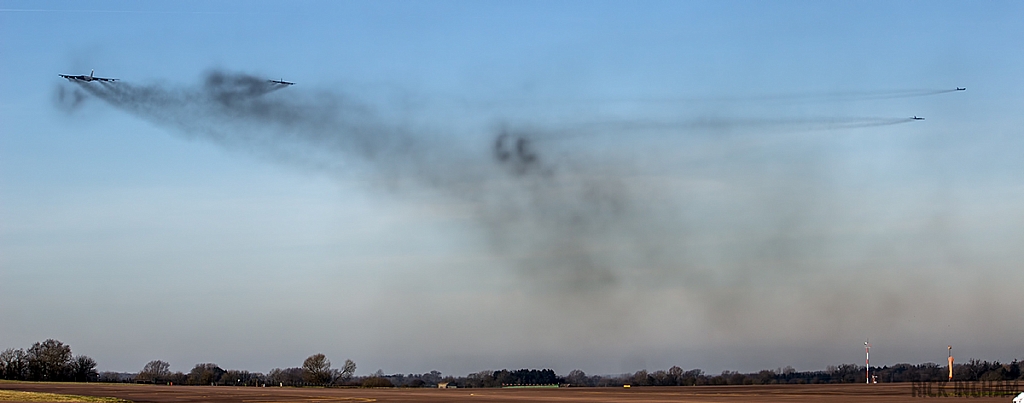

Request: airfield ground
left=0, top=381, right=1017, bottom=402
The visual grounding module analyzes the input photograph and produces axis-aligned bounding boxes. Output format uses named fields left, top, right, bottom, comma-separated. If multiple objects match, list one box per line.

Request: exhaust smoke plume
left=62, top=71, right=696, bottom=289
left=54, top=85, right=89, bottom=112
left=58, top=71, right=1014, bottom=346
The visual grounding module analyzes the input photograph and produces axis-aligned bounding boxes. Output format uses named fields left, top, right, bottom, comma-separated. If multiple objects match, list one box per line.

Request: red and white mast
left=865, top=340, right=871, bottom=384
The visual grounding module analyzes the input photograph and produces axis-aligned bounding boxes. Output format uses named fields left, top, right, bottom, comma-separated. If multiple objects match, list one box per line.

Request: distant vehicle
left=59, top=70, right=117, bottom=82
left=268, top=79, right=294, bottom=85
left=956, top=87, right=966, bottom=91
left=911, top=116, right=925, bottom=120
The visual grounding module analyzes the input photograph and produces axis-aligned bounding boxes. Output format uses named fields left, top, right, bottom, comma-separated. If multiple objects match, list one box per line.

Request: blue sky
left=2, top=1, right=1022, bottom=376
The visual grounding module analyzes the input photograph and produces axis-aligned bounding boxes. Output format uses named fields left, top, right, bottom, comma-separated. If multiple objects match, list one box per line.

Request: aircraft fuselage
left=59, top=70, right=117, bottom=82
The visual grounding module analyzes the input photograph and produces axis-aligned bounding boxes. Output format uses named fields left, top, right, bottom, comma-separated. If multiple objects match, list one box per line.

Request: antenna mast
left=865, top=340, right=871, bottom=384
left=948, top=345, right=954, bottom=381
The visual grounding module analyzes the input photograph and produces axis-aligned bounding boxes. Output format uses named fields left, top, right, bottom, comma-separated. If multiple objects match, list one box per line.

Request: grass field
left=0, top=389, right=130, bottom=403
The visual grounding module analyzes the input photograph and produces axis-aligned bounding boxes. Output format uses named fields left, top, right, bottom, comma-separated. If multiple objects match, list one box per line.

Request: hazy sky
left=2, top=1, right=1022, bottom=376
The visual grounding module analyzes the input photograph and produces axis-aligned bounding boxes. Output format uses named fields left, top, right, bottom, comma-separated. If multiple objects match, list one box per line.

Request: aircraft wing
left=59, top=71, right=118, bottom=82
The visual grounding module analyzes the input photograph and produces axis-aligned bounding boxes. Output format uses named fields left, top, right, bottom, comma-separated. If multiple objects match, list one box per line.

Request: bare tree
left=27, top=339, right=73, bottom=381
left=333, top=359, right=356, bottom=384
left=138, top=360, right=171, bottom=383
left=0, top=348, right=28, bottom=380
left=566, top=369, right=587, bottom=386
left=188, top=363, right=224, bottom=385
left=668, top=366, right=683, bottom=386
left=302, top=354, right=332, bottom=385
left=70, top=355, right=98, bottom=382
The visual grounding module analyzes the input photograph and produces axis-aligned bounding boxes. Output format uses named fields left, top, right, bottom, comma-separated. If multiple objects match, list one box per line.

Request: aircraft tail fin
left=90, top=70, right=94, bottom=78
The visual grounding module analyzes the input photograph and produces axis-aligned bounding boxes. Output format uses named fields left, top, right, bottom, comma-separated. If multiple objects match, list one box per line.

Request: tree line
left=322, top=360, right=1024, bottom=388
left=0, top=339, right=97, bottom=382
left=131, top=353, right=358, bottom=386
left=419, top=361, right=1024, bottom=388
left=4, top=339, right=1022, bottom=387
left=550, top=361, right=1024, bottom=387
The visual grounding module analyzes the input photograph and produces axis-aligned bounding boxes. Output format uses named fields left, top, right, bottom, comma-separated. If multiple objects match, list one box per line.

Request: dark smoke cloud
left=64, top=72, right=460, bottom=183
left=60, top=70, right=682, bottom=290
left=57, top=70, right=1004, bottom=340
left=54, top=85, right=89, bottom=112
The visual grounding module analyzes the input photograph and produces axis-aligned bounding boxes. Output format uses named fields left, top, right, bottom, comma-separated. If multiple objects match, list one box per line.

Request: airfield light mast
left=948, top=345, right=954, bottom=381
left=865, top=340, right=871, bottom=384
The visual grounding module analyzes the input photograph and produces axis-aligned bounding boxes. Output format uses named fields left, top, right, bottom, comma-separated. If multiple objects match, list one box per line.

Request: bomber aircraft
left=911, top=116, right=925, bottom=120
left=59, top=70, right=117, bottom=82
left=268, top=79, right=294, bottom=85
left=956, top=87, right=966, bottom=91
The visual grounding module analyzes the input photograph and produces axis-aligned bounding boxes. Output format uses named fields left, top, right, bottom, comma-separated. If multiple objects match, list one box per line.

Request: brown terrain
left=1, top=381, right=1018, bottom=403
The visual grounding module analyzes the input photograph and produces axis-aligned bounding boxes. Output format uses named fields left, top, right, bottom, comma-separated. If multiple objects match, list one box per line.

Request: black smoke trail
left=59, top=70, right=940, bottom=292
left=57, top=70, right=999, bottom=343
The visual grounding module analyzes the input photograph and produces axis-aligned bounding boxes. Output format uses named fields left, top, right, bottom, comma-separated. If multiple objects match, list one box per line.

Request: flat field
left=0, top=382, right=1016, bottom=403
